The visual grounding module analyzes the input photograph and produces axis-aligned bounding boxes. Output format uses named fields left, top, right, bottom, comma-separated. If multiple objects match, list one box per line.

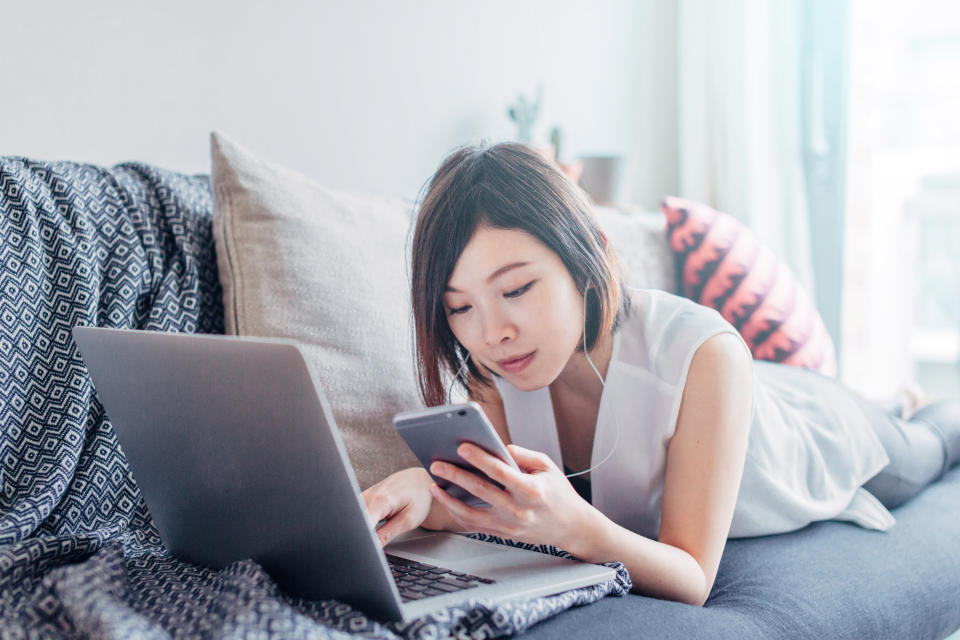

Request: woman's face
left=443, top=225, right=585, bottom=392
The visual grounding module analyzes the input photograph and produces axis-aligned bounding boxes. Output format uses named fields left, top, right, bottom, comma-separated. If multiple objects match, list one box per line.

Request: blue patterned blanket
left=0, top=157, right=628, bottom=638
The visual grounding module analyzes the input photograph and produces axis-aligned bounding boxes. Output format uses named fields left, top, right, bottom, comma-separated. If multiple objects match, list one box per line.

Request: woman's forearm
left=566, top=506, right=710, bottom=606
left=419, top=474, right=710, bottom=605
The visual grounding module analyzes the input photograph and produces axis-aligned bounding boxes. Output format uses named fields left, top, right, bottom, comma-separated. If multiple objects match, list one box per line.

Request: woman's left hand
left=428, top=442, right=597, bottom=553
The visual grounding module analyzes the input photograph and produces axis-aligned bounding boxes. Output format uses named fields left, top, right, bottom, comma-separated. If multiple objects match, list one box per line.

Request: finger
left=431, top=460, right=508, bottom=508
left=375, top=507, right=416, bottom=546
left=456, top=443, right=527, bottom=488
left=428, top=484, right=492, bottom=532
left=505, top=444, right=554, bottom=473
left=362, top=488, right=396, bottom=525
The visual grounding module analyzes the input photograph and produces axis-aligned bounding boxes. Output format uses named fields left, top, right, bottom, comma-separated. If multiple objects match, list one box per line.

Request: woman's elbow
left=679, top=585, right=709, bottom=607
left=681, top=584, right=710, bottom=607
left=692, top=572, right=717, bottom=607
left=627, top=569, right=712, bottom=607
left=631, top=587, right=707, bottom=607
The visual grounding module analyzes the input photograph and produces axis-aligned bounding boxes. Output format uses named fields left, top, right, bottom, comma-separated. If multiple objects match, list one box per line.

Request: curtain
left=676, top=0, right=816, bottom=299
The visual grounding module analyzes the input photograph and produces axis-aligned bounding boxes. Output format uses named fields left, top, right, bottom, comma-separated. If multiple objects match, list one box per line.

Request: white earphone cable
left=447, top=349, right=468, bottom=403
left=563, top=287, right=620, bottom=479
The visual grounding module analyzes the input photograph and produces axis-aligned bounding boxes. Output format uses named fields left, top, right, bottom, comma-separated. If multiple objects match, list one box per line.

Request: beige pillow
left=210, top=131, right=421, bottom=489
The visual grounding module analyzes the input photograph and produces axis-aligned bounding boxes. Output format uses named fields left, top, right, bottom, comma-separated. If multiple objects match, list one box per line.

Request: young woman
left=362, top=142, right=960, bottom=606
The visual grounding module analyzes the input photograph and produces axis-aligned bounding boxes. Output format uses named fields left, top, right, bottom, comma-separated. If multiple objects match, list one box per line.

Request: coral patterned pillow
left=661, top=196, right=837, bottom=376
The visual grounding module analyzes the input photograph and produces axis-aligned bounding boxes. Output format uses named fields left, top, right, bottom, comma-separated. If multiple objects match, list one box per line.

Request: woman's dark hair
left=411, top=142, right=631, bottom=407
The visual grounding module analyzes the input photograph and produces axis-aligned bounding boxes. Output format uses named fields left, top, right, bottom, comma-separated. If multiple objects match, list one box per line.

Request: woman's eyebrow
left=444, top=261, right=531, bottom=292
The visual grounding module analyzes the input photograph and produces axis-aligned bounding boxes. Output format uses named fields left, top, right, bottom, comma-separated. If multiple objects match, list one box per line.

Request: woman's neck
left=551, top=330, right=613, bottom=402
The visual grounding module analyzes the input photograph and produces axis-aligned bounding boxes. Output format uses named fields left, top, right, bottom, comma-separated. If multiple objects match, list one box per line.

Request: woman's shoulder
left=624, top=286, right=718, bottom=318
left=618, top=287, right=746, bottom=384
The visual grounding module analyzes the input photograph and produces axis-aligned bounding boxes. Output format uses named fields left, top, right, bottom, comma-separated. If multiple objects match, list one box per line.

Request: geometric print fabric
left=0, top=157, right=624, bottom=638
left=0, top=158, right=223, bottom=545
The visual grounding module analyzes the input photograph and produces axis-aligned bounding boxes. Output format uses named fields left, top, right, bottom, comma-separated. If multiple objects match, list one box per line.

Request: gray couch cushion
left=523, top=466, right=960, bottom=639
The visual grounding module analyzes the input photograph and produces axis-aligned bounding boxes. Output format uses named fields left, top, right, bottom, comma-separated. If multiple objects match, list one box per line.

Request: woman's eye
left=448, top=304, right=471, bottom=316
left=504, top=281, right=536, bottom=298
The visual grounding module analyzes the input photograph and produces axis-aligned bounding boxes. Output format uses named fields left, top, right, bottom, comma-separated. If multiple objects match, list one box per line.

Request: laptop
left=71, top=326, right=615, bottom=621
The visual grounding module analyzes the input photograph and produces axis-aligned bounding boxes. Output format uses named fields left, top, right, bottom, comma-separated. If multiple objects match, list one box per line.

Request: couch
left=1, top=146, right=958, bottom=639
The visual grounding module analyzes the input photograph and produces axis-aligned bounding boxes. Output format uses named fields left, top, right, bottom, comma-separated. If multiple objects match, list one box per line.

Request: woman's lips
left=498, top=350, right=536, bottom=374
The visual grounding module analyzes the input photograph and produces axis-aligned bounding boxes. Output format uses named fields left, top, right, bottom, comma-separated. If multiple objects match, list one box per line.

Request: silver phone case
left=393, top=402, right=518, bottom=507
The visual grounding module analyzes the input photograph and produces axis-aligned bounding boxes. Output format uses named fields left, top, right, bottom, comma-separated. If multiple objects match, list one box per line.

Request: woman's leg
left=903, top=401, right=960, bottom=478
left=755, top=360, right=958, bottom=510
left=852, top=394, right=960, bottom=509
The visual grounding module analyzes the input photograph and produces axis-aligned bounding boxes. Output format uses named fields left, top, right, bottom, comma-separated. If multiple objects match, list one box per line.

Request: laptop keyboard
left=386, top=553, right=495, bottom=602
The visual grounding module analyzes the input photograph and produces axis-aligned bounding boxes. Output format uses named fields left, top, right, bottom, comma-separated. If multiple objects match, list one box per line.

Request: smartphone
left=393, top=401, right=520, bottom=508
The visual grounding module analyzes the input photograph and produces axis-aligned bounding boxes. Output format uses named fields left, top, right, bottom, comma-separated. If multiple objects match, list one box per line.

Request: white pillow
left=593, top=205, right=675, bottom=293
left=210, top=131, right=421, bottom=489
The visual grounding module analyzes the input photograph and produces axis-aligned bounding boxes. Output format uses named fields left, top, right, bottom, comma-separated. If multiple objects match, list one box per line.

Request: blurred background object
left=578, top=155, right=627, bottom=205
left=506, top=85, right=543, bottom=144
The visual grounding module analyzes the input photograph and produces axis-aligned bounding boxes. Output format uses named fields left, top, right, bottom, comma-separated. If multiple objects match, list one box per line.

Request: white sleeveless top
left=493, top=288, right=895, bottom=539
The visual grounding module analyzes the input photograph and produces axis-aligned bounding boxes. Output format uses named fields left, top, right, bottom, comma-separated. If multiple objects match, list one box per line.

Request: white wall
left=0, top=0, right=677, bottom=206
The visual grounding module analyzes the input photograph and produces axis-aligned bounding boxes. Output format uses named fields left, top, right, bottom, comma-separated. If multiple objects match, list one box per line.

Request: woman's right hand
left=362, top=467, right=452, bottom=546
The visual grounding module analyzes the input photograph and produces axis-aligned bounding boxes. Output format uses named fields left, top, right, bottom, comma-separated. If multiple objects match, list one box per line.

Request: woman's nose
left=481, top=306, right=516, bottom=346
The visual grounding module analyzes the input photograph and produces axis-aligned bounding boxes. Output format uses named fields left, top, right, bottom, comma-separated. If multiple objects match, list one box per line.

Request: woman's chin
left=501, top=371, right=552, bottom=392
left=511, top=381, right=539, bottom=392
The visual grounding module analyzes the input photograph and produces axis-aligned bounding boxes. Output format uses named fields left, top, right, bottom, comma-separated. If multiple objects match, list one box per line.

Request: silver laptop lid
left=72, top=326, right=405, bottom=620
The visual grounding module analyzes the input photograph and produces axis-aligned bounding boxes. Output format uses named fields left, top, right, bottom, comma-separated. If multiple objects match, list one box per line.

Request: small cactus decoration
left=507, top=85, right=544, bottom=144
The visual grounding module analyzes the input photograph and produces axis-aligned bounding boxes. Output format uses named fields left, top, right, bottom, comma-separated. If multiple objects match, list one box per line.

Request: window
left=843, top=1, right=960, bottom=400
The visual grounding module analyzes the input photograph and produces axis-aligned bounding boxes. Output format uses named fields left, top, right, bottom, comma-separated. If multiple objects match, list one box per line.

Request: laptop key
left=436, top=576, right=476, bottom=590
left=386, top=554, right=495, bottom=597
left=448, top=571, right=489, bottom=584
